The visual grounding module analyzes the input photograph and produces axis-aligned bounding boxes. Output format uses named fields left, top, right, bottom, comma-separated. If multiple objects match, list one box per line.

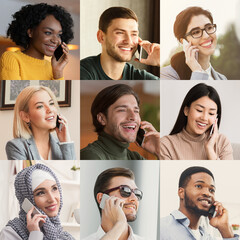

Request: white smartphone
left=22, top=198, right=41, bottom=216
left=208, top=115, right=218, bottom=139
left=100, top=193, right=109, bottom=210
left=182, top=39, right=198, bottom=60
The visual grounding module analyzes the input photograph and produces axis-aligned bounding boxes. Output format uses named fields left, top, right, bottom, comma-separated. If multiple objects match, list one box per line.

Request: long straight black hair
left=170, top=83, right=221, bottom=135
left=171, top=7, right=214, bottom=80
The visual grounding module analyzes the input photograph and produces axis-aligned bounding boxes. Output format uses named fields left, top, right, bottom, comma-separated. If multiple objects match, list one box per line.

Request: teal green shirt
left=80, top=54, right=159, bottom=80
left=80, top=132, right=145, bottom=160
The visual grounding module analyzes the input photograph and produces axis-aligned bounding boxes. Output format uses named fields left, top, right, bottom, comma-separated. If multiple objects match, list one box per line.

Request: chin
left=126, top=213, right=137, bottom=222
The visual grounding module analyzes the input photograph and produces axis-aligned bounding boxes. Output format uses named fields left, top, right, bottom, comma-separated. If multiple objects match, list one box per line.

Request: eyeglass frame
left=103, top=185, right=143, bottom=200
left=184, top=23, right=217, bottom=39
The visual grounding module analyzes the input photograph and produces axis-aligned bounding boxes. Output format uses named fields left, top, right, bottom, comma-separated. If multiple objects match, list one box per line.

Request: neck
left=23, top=46, right=45, bottom=60
left=100, top=52, right=126, bottom=80
left=179, top=206, right=201, bottom=230
left=198, top=54, right=210, bottom=71
left=101, top=218, right=129, bottom=240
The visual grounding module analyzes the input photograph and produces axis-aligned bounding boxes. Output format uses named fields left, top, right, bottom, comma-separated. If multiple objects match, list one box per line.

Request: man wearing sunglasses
left=83, top=167, right=144, bottom=240
left=80, top=83, right=160, bottom=160
left=160, top=166, right=238, bottom=240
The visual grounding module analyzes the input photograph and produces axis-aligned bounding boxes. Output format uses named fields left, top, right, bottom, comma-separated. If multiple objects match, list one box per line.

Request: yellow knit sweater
left=0, top=50, right=64, bottom=80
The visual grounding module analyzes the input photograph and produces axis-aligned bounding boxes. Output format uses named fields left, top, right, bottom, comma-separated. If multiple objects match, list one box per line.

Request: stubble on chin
left=126, top=213, right=137, bottom=222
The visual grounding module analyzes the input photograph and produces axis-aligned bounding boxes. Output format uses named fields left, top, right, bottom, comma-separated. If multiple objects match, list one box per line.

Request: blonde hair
left=13, top=86, right=59, bottom=139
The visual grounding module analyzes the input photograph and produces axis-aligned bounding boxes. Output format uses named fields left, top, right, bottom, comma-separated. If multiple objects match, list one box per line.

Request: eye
left=50, top=102, right=54, bottom=106
left=192, top=29, right=201, bottom=36
left=134, top=110, right=139, bottom=113
left=196, top=109, right=202, bottom=113
left=206, top=25, right=214, bottom=31
left=52, top=186, right=58, bottom=191
left=209, top=113, right=215, bottom=116
left=36, top=105, right=43, bottom=109
left=195, top=184, right=202, bottom=189
left=36, top=191, right=45, bottom=196
left=45, top=31, right=52, bottom=35
left=209, top=188, right=215, bottom=193
left=118, top=109, right=126, bottom=112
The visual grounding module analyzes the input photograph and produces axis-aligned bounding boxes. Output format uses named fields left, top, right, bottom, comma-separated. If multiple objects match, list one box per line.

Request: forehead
left=108, top=176, right=137, bottom=189
left=187, top=14, right=212, bottom=31
left=30, top=90, right=51, bottom=103
left=107, top=18, right=138, bottom=32
left=37, top=15, right=62, bottom=31
left=188, top=172, right=215, bottom=187
left=190, top=96, right=217, bottom=110
left=110, top=94, right=139, bottom=108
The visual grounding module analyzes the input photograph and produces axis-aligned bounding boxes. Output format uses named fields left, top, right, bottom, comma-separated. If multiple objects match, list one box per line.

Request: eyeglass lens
left=191, top=24, right=216, bottom=38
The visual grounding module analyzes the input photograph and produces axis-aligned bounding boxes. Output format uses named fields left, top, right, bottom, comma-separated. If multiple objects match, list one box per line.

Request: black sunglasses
left=103, top=185, right=143, bottom=201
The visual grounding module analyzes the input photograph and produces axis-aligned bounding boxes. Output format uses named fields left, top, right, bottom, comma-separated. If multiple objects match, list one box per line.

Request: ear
left=27, top=29, right=33, bottom=38
left=97, top=113, right=107, bottom=126
left=96, top=192, right=103, bottom=204
left=184, top=106, right=189, bottom=117
left=178, top=187, right=185, bottom=200
left=19, top=111, right=30, bottom=123
left=97, top=29, right=105, bottom=44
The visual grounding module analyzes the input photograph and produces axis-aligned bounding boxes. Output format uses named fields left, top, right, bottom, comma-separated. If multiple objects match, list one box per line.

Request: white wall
left=160, top=80, right=240, bottom=144
left=80, top=160, right=159, bottom=240
left=0, top=80, right=80, bottom=160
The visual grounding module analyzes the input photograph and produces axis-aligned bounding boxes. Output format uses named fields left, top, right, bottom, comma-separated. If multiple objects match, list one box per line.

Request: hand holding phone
left=208, top=115, right=218, bottom=140
left=209, top=204, right=217, bottom=218
left=182, top=39, right=198, bottom=61
left=100, top=194, right=110, bottom=210
left=56, top=115, right=63, bottom=131
left=22, top=198, right=41, bottom=216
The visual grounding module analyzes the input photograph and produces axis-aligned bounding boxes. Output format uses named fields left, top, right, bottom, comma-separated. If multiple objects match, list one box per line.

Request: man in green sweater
left=80, top=7, right=160, bottom=80
left=80, top=84, right=160, bottom=160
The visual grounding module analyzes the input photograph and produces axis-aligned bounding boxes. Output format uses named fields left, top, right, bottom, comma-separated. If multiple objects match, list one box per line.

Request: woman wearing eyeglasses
left=160, top=6, right=227, bottom=80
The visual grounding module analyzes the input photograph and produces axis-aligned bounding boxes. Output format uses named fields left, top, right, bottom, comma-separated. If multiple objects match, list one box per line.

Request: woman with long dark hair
left=160, top=83, right=232, bottom=159
left=0, top=3, right=74, bottom=80
left=160, top=7, right=226, bottom=80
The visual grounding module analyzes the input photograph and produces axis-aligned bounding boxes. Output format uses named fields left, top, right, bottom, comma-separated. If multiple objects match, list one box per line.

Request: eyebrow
left=195, top=104, right=217, bottom=111
left=34, top=99, right=54, bottom=106
left=114, top=105, right=139, bottom=110
left=43, top=27, right=62, bottom=33
left=33, top=183, right=57, bottom=193
left=190, top=23, right=213, bottom=32
left=195, top=180, right=215, bottom=189
left=113, top=28, right=138, bottom=33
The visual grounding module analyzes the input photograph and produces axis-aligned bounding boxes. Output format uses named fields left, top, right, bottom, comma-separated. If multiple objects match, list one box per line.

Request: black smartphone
left=208, top=205, right=216, bottom=218
left=56, top=115, right=60, bottom=128
left=136, top=127, right=145, bottom=146
left=137, top=45, right=142, bottom=61
left=54, top=44, right=64, bottom=61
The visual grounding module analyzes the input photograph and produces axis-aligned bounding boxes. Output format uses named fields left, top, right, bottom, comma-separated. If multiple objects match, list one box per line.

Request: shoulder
left=218, top=133, right=232, bottom=148
left=124, top=63, right=159, bottom=80
left=80, top=55, right=101, bottom=80
left=160, top=65, right=180, bottom=80
left=0, top=51, right=19, bottom=65
left=81, top=55, right=99, bottom=65
left=80, top=141, right=103, bottom=160
left=212, top=68, right=227, bottom=80
left=0, top=226, right=22, bottom=240
left=6, top=138, right=28, bottom=148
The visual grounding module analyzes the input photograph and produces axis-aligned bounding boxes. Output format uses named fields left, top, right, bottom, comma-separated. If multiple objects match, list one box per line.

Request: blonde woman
left=5, top=86, right=75, bottom=160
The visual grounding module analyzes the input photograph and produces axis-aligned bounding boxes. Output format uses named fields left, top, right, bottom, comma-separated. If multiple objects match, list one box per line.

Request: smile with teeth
left=200, top=40, right=212, bottom=48
left=122, top=125, right=136, bottom=130
left=46, top=116, right=54, bottom=121
left=46, top=45, right=57, bottom=51
left=119, top=47, right=132, bottom=51
left=45, top=204, right=57, bottom=211
left=196, top=122, right=207, bottom=128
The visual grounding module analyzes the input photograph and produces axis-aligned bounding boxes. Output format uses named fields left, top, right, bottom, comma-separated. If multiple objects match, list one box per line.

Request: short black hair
left=91, top=84, right=140, bottom=134
left=179, top=166, right=214, bottom=188
left=94, top=167, right=135, bottom=215
left=7, top=3, right=74, bottom=49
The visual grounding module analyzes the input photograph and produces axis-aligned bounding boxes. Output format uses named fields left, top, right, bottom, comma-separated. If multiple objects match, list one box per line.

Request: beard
left=126, top=213, right=137, bottom=222
left=184, top=190, right=209, bottom=217
left=105, top=38, right=137, bottom=62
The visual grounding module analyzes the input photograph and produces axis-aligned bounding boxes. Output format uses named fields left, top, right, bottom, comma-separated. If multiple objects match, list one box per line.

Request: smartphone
left=209, top=204, right=217, bottom=218
left=22, top=198, right=41, bottom=216
left=137, top=45, right=142, bottom=61
left=56, top=115, right=62, bottom=131
left=208, top=115, right=218, bottom=139
left=54, top=44, right=64, bottom=61
left=182, top=39, right=198, bottom=60
left=136, top=127, right=145, bottom=146
left=100, top=194, right=109, bottom=210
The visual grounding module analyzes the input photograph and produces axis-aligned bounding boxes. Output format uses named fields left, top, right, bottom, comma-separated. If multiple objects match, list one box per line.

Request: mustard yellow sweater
left=0, top=50, right=64, bottom=80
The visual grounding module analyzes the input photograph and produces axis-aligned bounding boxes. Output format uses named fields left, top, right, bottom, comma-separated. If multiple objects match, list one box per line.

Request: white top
left=190, top=228, right=202, bottom=240
left=82, top=225, right=144, bottom=240
left=0, top=226, right=43, bottom=240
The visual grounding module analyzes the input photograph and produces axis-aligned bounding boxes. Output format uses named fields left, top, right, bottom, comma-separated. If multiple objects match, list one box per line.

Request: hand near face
left=26, top=207, right=46, bottom=232
left=139, top=121, right=160, bottom=159
left=209, top=202, right=234, bottom=238
left=102, top=196, right=127, bottom=225
left=135, top=38, right=160, bottom=67
left=55, top=114, right=71, bottom=142
left=51, top=42, right=69, bottom=79
left=204, top=118, right=218, bottom=160
left=184, top=41, right=202, bottom=72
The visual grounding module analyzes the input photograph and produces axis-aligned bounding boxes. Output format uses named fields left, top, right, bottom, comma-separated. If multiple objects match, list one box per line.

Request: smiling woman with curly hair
left=0, top=3, right=74, bottom=80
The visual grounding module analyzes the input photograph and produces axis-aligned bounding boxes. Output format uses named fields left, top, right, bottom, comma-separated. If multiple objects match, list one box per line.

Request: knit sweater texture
left=160, top=128, right=233, bottom=160
left=80, top=131, right=145, bottom=160
left=0, top=50, right=64, bottom=80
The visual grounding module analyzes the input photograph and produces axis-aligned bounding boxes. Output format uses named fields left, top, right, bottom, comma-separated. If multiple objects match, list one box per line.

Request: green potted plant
left=71, top=162, right=80, bottom=181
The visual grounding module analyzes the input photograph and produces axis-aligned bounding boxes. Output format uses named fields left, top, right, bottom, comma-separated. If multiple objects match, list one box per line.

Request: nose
left=128, top=191, right=139, bottom=202
left=123, top=33, right=133, bottom=45
left=51, top=34, right=60, bottom=44
left=47, top=192, right=55, bottom=203
left=127, top=109, right=137, bottom=121
left=45, top=105, right=52, bottom=113
left=202, top=29, right=210, bottom=38
left=200, top=111, right=208, bottom=121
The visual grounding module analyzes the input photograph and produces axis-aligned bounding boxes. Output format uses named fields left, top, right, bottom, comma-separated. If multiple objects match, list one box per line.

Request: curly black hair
left=7, top=3, right=74, bottom=49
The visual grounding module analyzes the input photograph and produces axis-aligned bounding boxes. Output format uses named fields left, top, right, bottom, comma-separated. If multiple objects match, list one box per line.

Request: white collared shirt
left=82, top=225, right=144, bottom=240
